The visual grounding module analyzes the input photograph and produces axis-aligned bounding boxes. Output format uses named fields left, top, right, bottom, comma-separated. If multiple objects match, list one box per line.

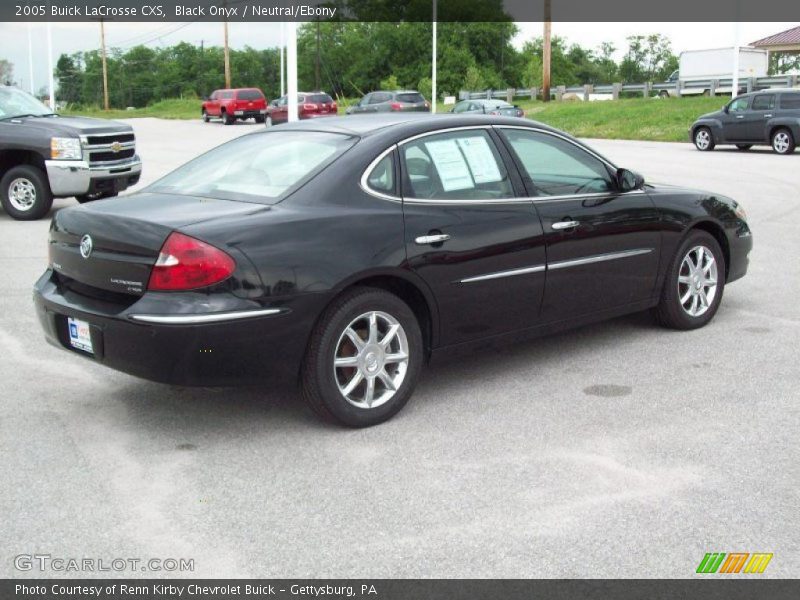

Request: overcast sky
left=0, top=20, right=796, bottom=92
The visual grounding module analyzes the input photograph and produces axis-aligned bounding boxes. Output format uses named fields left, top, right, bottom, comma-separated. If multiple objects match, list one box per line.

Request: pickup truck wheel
left=693, top=127, right=715, bottom=151
left=254, top=115, right=265, bottom=124
left=0, top=165, right=53, bottom=221
left=659, top=90, right=670, bottom=99
left=221, top=110, right=234, bottom=125
left=736, top=144, right=753, bottom=151
left=202, top=109, right=210, bottom=123
left=771, top=128, right=795, bottom=155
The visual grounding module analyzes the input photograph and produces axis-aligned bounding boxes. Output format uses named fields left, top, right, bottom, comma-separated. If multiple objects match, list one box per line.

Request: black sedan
left=34, top=114, right=752, bottom=427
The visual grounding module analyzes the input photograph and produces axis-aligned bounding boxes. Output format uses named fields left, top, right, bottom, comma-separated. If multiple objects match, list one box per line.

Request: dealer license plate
left=67, top=317, right=93, bottom=354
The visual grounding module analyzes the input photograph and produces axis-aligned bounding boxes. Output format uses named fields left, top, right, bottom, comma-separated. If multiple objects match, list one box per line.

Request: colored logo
left=696, top=553, right=773, bottom=574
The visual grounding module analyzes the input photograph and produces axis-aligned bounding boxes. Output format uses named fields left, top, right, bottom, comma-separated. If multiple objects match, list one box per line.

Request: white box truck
left=662, top=47, right=768, bottom=97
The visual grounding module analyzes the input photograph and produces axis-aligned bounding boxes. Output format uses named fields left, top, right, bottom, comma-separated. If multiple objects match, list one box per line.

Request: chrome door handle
left=552, top=220, right=579, bottom=230
left=765, top=114, right=773, bottom=118
left=415, top=233, right=450, bottom=245
left=735, top=115, right=744, bottom=119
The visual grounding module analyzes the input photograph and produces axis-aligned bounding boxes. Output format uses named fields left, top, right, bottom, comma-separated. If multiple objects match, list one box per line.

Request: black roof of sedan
left=267, top=113, right=549, bottom=138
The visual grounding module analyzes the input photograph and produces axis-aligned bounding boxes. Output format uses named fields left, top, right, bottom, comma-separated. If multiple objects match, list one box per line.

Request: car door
left=398, top=127, right=547, bottom=345
left=741, top=94, right=776, bottom=142
left=497, top=126, right=661, bottom=322
left=207, top=91, right=220, bottom=116
left=722, top=96, right=751, bottom=141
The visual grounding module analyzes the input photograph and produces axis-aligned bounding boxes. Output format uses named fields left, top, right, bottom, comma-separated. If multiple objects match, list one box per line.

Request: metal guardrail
left=459, top=74, right=800, bottom=102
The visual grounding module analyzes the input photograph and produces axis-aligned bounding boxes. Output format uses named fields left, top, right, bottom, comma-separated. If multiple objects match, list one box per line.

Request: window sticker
left=457, top=136, right=502, bottom=184
left=424, top=139, right=474, bottom=191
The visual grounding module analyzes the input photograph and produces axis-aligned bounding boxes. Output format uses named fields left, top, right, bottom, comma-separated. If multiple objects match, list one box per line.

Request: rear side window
left=396, top=93, right=425, bottom=103
left=237, top=89, right=264, bottom=100
left=370, top=93, right=392, bottom=104
left=751, top=95, right=775, bottom=110
left=365, top=152, right=395, bottom=195
left=401, top=130, right=513, bottom=201
left=780, top=93, right=800, bottom=109
left=308, top=94, right=333, bottom=103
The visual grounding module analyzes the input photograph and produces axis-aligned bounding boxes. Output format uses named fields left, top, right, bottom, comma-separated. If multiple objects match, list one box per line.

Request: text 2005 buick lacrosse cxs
left=34, top=114, right=752, bottom=427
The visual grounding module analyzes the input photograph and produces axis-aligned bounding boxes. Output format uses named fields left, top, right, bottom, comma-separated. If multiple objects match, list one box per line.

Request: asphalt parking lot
left=1, top=117, right=797, bottom=578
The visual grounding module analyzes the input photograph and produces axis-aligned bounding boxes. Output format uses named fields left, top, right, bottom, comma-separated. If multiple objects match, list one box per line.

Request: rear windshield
left=148, top=131, right=357, bottom=204
left=307, top=93, right=333, bottom=103
left=396, top=93, right=425, bottom=103
left=237, top=89, right=264, bottom=100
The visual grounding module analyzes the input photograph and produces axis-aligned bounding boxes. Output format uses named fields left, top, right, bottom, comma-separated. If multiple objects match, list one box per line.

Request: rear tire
left=221, top=110, right=234, bottom=125
left=653, top=230, right=725, bottom=330
left=736, top=144, right=752, bottom=151
left=75, top=191, right=116, bottom=204
left=300, top=287, right=423, bottom=427
left=254, top=115, right=265, bottom=124
left=693, top=127, right=715, bottom=151
left=771, top=128, right=795, bottom=155
left=0, top=165, right=53, bottom=221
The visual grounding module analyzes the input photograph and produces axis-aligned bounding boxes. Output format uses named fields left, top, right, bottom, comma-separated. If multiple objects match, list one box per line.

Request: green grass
left=62, top=95, right=729, bottom=142
left=62, top=98, right=201, bottom=120
left=514, top=96, right=727, bottom=142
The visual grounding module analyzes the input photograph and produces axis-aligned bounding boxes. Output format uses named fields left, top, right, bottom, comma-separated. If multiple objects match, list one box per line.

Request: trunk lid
left=49, top=192, right=268, bottom=298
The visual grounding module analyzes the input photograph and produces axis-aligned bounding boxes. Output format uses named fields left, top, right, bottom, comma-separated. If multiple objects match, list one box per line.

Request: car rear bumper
left=33, top=269, right=320, bottom=386
left=45, top=158, right=142, bottom=197
left=232, top=109, right=267, bottom=118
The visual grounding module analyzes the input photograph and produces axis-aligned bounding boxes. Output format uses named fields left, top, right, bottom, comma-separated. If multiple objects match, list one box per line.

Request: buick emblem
left=79, top=234, right=93, bottom=259
left=110, top=141, right=122, bottom=153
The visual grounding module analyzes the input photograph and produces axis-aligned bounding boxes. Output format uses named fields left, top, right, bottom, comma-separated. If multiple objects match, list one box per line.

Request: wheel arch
left=329, top=269, right=440, bottom=356
left=769, top=123, right=794, bottom=141
left=0, top=149, right=47, bottom=177
left=689, top=219, right=730, bottom=279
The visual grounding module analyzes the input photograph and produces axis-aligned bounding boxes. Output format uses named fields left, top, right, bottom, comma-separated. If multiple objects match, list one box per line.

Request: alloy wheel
left=695, top=130, right=711, bottom=150
left=7, top=177, right=36, bottom=211
left=677, top=245, right=718, bottom=317
left=773, top=131, right=791, bottom=154
left=333, top=310, right=409, bottom=409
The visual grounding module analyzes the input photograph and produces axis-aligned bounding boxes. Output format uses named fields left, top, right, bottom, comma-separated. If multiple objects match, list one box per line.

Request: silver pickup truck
left=0, top=86, right=141, bottom=220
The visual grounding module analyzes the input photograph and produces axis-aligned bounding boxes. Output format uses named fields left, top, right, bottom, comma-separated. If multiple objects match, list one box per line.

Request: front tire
left=75, top=191, right=116, bottom=204
left=301, top=287, right=423, bottom=427
left=694, top=127, right=715, bottom=151
left=771, top=128, right=795, bottom=155
left=0, top=165, right=53, bottom=221
left=202, top=109, right=210, bottom=123
left=654, top=230, right=725, bottom=330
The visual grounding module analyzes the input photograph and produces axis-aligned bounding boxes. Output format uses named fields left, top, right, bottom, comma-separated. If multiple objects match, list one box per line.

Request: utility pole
left=315, top=20, right=321, bottom=91
left=280, top=22, right=285, bottom=96
left=287, top=21, right=298, bottom=122
left=223, top=4, right=231, bottom=88
left=100, top=19, right=109, bottom=110
left=542, top=0, right=551, bottom=102
left=432, top=0, right=437, bottom=113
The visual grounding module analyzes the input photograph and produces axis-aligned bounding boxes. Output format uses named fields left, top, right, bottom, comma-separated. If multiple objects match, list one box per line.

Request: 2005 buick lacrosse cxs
left=34, top=114, right=752, bottom=427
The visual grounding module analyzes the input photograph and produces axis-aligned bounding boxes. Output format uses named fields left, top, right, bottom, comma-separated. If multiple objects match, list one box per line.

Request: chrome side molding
left=129, top=308, right=284, bottom=325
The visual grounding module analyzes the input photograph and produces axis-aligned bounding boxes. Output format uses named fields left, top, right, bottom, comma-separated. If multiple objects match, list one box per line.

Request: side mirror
left=617, top=168, right=644, bottom=192
left=722, top=105, right=729, bottom=113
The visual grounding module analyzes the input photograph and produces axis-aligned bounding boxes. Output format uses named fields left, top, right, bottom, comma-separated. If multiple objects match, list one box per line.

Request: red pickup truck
left=202, top=88, right=268, bottom=125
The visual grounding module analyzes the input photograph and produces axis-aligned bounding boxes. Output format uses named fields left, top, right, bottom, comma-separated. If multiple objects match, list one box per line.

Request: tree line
left=53, top=23, right=680, bottom=108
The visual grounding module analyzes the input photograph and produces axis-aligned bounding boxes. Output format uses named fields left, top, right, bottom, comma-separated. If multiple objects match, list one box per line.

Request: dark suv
left=346, top=90, right=430, bottom=114
left=690, top=89, right=800, bottom=154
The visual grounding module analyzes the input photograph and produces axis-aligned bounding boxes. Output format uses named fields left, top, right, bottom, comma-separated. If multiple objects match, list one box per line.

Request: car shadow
left=108, top=311, right=657, bottom=432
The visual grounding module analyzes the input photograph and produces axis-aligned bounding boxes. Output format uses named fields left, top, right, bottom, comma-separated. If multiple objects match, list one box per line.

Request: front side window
left=401, top=130, right=513, bottom=200
left=452, top=101, right=470, bottom=114
left=365, top=152, right=395, bottom=194
left=220, top=91, right=234, bottom=99
left=501, top=129, right=614, bottom=197
left=149, top=131, right=357, bottom=204
left=729, top=97, right=750, bottom=112
left=751, top=95, right=775, bottom=111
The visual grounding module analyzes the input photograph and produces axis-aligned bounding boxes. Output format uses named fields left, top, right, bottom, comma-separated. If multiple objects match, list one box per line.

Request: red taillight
left=147, top=232, right=236, bottom=291
left=331, top=102, right=337, bottom=111
left=390, top=102, right=403, bottom=111
left=303, top=103, right=318, bottom=111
